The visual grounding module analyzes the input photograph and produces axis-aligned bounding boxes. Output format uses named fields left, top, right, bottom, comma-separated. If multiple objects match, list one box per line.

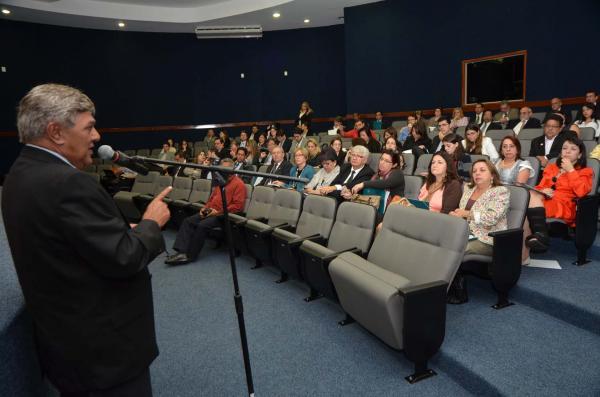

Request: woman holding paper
left=525, top=137, right=593, bottom=253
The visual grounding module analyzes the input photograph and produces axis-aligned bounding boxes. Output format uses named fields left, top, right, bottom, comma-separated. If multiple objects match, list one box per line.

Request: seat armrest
left=288, top=234, right=322, bottom=247
left=488, top=227, right=523, bottom=238
left=258, top=223, right=288, bottom=236
left=321, top=247, right=361, bottom=263
left=398, top=280, right=448, bottom=367
left=279, top=224, right=296, bottom=232
left=254, top=217, right=268, bottom=223
left=488, top=227, right=523, bottom=294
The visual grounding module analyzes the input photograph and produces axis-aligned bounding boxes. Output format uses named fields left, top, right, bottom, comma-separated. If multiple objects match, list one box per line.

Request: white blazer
left=462, top=137, right=499, bottom=163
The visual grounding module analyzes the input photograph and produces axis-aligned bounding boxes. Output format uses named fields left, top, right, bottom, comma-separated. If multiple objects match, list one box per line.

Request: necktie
left=346, top=170, right=356, bottom=185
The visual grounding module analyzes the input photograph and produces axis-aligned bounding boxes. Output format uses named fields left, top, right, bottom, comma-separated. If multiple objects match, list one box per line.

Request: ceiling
left=0, top=0, right=381, bottom=33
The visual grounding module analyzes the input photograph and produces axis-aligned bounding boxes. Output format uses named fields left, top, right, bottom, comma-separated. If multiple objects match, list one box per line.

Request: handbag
left=351, top=193, right=381, bottom=209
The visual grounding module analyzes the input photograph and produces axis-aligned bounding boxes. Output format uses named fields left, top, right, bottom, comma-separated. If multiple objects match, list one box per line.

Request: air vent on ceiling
left=195, top=25, right=262, bottom=39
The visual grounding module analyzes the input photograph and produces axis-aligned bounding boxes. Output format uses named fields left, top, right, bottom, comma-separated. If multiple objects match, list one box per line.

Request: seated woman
left=383, top=126, right=399, bottom=145
left=462, top=124, right=499, bottom=163
left=494, top=135, right=534, bottom=184
left=417, top=151, right=462, bottom=213
left=187, top=151, right=210, bottom=179
left=525, top=137, right=593, bottom=252
left=442, top=133, right=471, bottom=180
left=450, top=107, right=469, bottom=130
left=286, top=148, right=315, bottom=192
left=359, top=128, right=382, bottom=153
left=428, top=107, right=443, bottom=128
left=306, top=138, right=321, bottom=167
left=402, top=121, right=432, bottom=157
left=329, top=136, right=347, bottom=166
left=574, top=104, right=600, bottom=138
left=448, top=159, right=510, bottom=303
left=351, top=149, right=405, bottom=219
left=384, top=136, right=401, bottom=152
left=304, top=149, right=341, bottom=194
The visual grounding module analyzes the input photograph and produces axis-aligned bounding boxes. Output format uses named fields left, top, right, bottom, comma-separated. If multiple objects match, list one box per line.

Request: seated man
left=167, top=152, right=187, bottom=176
left=211, top=137, right=229, bottom=162
left=289, top=127, right=307, bottom=154
left=257, top=146, right=292, bottom=186
left=319, top=145, right=375, bottom=201
left=545, top=97, right=572, bottom=126
left=493, top=100, right=519, bottom=124
left=165, top=158, right=246, bottom=265
left=480, top=110, right=500, bottom=133
left=276, top=129, right=292, bottom=152
left=529, top=114, right=577, bottom=168
left=238, top=130, right=249, bottom=148
left=397, top=114, right=417, bottom=143
left=234, top=147, right=253, bottom=183
left=508, top=106, right=541, bottom=135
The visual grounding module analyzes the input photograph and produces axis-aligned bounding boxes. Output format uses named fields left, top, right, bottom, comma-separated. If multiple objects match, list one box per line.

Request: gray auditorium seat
left=520, top=140, right=531, bottom=157
left=524, top=156, right=540, bottom=186
left=485, top=130, right=513, bottom=140
left=244, top=189, right=302, bottom=272
left=243, top=184, right=253, bottom=213
left=579, top=127, right=596, bottom=141
left=413, top=154, right=433, bottom=176
left=403, top=175, right=424, bottom=200
left=299, top=202, right=376, bottom=302
left=123, top=149, right=136, bottom=156
left=150, top=148, right=162, bottom=158
left=113, top=171, right=159, bottom=221
left=584, top=141, right=596, bottom=157
left=163, top=176, right=192, bottom=204
left=402, top=153, right=415, bottom=175
left=461, top=185, right=528, bottom=308
left=470, top=154, right=489, bottom=163
left=547, top=158, right=600, bottom=265
left=391, top=120, right=407, bottom=129
left=455, top=126, right=466, bottom=136
left=228, top=186, right=275, bottom=257
left=517, top=128, right=543, bottom=140
left=187, top=179, right=213, bottom=211
left=272, top=195, right=337, bottom=282
left=329, top=205, right=468, bottom=382
left=532, top=112, right=546, bottom=122
left=368, top=153, right=380, bottom=172
left=136, top=148, right=150, bottom=157
left=134, top=175, right=173, bottom=212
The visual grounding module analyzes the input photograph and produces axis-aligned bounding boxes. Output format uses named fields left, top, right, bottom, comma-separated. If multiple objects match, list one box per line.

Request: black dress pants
left=59, top=368, right=152, bottom=397
left=173, top=213, right=221, bottom=260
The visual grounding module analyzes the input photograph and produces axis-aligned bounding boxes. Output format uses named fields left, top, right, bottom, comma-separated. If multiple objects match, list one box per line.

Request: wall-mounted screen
left=462, top=50, right=526, bottom=105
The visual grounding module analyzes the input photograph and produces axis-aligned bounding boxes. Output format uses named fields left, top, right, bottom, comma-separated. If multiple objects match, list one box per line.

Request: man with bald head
left=258, top=146, right=292, bottom=186
left=508, top=106, right=541, bottom=135
left=545, top=97, right=572, bottom=126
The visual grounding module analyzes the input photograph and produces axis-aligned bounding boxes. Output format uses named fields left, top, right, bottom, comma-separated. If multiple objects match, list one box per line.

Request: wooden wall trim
left=0, top=96, right=587, bottom=137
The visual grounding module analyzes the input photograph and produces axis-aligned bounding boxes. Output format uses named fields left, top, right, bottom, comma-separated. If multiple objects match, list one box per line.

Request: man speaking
left=2, top=84, right=170, bottom=396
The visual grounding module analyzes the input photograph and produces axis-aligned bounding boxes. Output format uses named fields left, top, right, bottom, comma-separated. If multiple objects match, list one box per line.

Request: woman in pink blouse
left=450, top=107, right=469, bottom=130
left=418, top=151, right=462, bottom=213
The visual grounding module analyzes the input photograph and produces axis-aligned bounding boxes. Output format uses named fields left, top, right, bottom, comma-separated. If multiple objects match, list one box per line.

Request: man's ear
left=46, top=122, right=66, bottom=145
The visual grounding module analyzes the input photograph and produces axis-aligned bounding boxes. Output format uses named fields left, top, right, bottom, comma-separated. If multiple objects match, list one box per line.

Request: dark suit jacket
left=486, top=122, right=506, bottom=131
left=328, top=163, right=376, bottom=201
left=281, top=139, right=292, bottom=153
left=1, top=146, right=165, bottom=393
left=260, top=160, right=292, bottom=185
left=529, top=131, right=577, bottom=159
left=469, top=112, right=485, bottom=125
left=508, top=118, right=542, bottom=130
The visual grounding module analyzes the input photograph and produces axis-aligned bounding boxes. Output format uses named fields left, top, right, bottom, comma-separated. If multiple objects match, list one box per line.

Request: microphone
left=98, top=145, right=149, bottom=175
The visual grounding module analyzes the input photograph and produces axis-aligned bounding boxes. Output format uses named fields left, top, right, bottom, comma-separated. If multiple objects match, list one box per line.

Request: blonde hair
left=306, top=138, right=320, bottom=158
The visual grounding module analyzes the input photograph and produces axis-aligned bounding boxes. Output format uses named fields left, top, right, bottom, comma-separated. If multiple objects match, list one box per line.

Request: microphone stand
left=132, top=155, right=308, bottom=397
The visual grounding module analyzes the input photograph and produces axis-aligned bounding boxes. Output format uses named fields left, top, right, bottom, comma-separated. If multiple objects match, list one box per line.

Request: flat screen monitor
left=462, top=50, right=526, bottom=105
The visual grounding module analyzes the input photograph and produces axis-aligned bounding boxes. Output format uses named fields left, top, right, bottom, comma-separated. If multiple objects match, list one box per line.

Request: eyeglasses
left=379, top=157, right=393, bottom=164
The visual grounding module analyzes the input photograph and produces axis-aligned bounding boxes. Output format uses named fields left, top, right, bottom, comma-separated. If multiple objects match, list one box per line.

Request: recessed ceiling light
left=117, top=21, right=126, bottom=28
left=2, top=9, right=11, bottom=15
left=304, top=19, right=310, bottom=24
left=273, top=12, right=281, bottom=18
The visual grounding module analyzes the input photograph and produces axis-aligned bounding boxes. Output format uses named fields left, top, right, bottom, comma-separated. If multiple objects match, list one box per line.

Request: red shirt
left=206, top=176, right=246, bottom=214
left=341, top=129, right=376, bottom=139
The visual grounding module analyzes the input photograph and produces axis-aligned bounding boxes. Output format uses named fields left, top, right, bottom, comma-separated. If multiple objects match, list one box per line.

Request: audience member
left=351, top=150, right=405, bottom=219
left=384, top=136, right=400, bottom=152
left=359, top=128, right=382, bottom=153
left=158, top=143, right=175, bottom=162
left=509, top=107, right=541, bottom=135
left=219, top=130, right=231, bottom=148
left=245, top=141, right=257, bottom=164
left=450, top=107, right=469, bottom=130
left=304, top=150, right=341, bottom=194
left=471, top=103, right=485, bottom=125
left=249, top=124, right=260, bottom=141
left=529, top=114, right=576, bottom=167
left=494, top=100, right=519, bottom=124
left=417, top=151, right=462, bottom=213
left=290, top=127, right=308, bottom=153
left=495, top=135, right=534, bottom=184
left=187, top=152, right=210, bottom=179
left=306, top=138, right=321, bottom=167
left=212, top=138, right=229, bottom=161
left=447, top=159, right=509, bottom=304
left=481, top=110, right=500, bottom=133
left=229, top=141, right=239, bottom=159
left=442, top=133, right=471, bottom=179
left=545, top=97, right=572, bottom=126
left=319, top=145, right=375, bottom=201
left=432, top=116, right=457, bottom=152
left=179, top=140, right=193, bottom=161
left=462, top=124, right=499, bottom=162
left=238, top=130, right=250, bottom=148
left=329, top=136, right=347, bottom=166
left=287, top=148, right=315, bottom=191
left=373, top=111, right=384, bottom=130
left=167, top=138, right=177, bottom=153
left=204, top=129, right=217, bottom=149
left=255, top=146, right=292, bottom=186
left=276, top=130, right=291, bottom=152
left=397, top=115, right=416, bottom=143
left=575, top=90, right=599, bottom=120
left=342, top=119, right=376, bottom=139
left=167, top=152, right=187, bottom=177
left=428, top=107, right=443, bottom=128
left=525, top=137, right=593, bottom=253
left=403, top=120, right=432, bottom=157
left=234, top=147, right=249, bottom=171
left=296, top=100, right=313, bottom=128
left=573, top=104, right=600, bottom=138
left=165, top=158, right=246, bottom=266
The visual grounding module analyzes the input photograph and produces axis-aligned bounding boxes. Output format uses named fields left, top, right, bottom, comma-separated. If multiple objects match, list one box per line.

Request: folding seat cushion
left=244, top=189, right=302, bottom=270
left=272, top=195, right=337, bottom=281
left=300, top=202, right=376, bottom=301
left=329, top=205, right=468, bottom=382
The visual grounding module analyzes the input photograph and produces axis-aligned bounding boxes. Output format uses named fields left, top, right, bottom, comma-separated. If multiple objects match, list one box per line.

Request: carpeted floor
left=2, top=225, right=600, bottom=396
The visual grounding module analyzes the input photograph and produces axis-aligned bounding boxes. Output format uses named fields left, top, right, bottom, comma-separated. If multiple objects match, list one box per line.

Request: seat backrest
left=258, top=165, right=269, bottom=173
left=267, top=189, right=302, bottom=227
left=150, top=148, right=162, bottom=158
left=123, top=149, right=136, bottom=156
left=391, top=120, right=407, bottom=129
left=153, top=175, right=173, bottom=195
left=588, top=159, right=600, bottom=194
left=402, top=153, right=415, bottom=175
left=413, top=153, right=433, bottom=176
left=518, top=128, right=543, bottom=140
left=520, top=140, right=531, bottom=157
left=368, top=153, right=380, bottom=173
left=579, top=127, right=596, bottom=141
left=328, top=202, right=376, bottom=254
left=136, top=148, right=150, bottom=157
left=403, top=175, right=424, bottom=200
left=168, top=176, right=192, bottom=201
left=131, top=171, right=159, bottom=195
left=189, top=178, right=212, bottom=203
left=367, top=205, right=468, bottom=286
left=295, top=195, right=337, bottom=238
left=485, top=130, right=513, bottom=140
left=244, top=184, right=253, bottom=212
left=245, top=186, right=275, bottom=219
left=505, top=185, right=529, bottom=229
left=470, top=154, right=489, bottom=163
left=524, top=156, right=540, bottom=186
left=532, top=112, right=546, bottom=122
left=455, top=126, right=466, bottom=136
left=584, top=141, right=597, bottom=159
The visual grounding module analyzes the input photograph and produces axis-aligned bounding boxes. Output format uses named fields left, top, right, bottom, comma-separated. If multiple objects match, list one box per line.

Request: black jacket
left=328, top=163, right=376, bottom=201
left=362, top=169, right=405, bottom=198
left=508, top=118, right=542, bottom=130
left=2, top=146, right=164, bottom=393
left=529, top=130, right=577, bottom=159
left=259, top=160, right=292, bottom=185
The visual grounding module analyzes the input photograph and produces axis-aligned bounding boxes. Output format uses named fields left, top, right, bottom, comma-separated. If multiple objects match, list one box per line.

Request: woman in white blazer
left=462, top=124, right=499, bottom=163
